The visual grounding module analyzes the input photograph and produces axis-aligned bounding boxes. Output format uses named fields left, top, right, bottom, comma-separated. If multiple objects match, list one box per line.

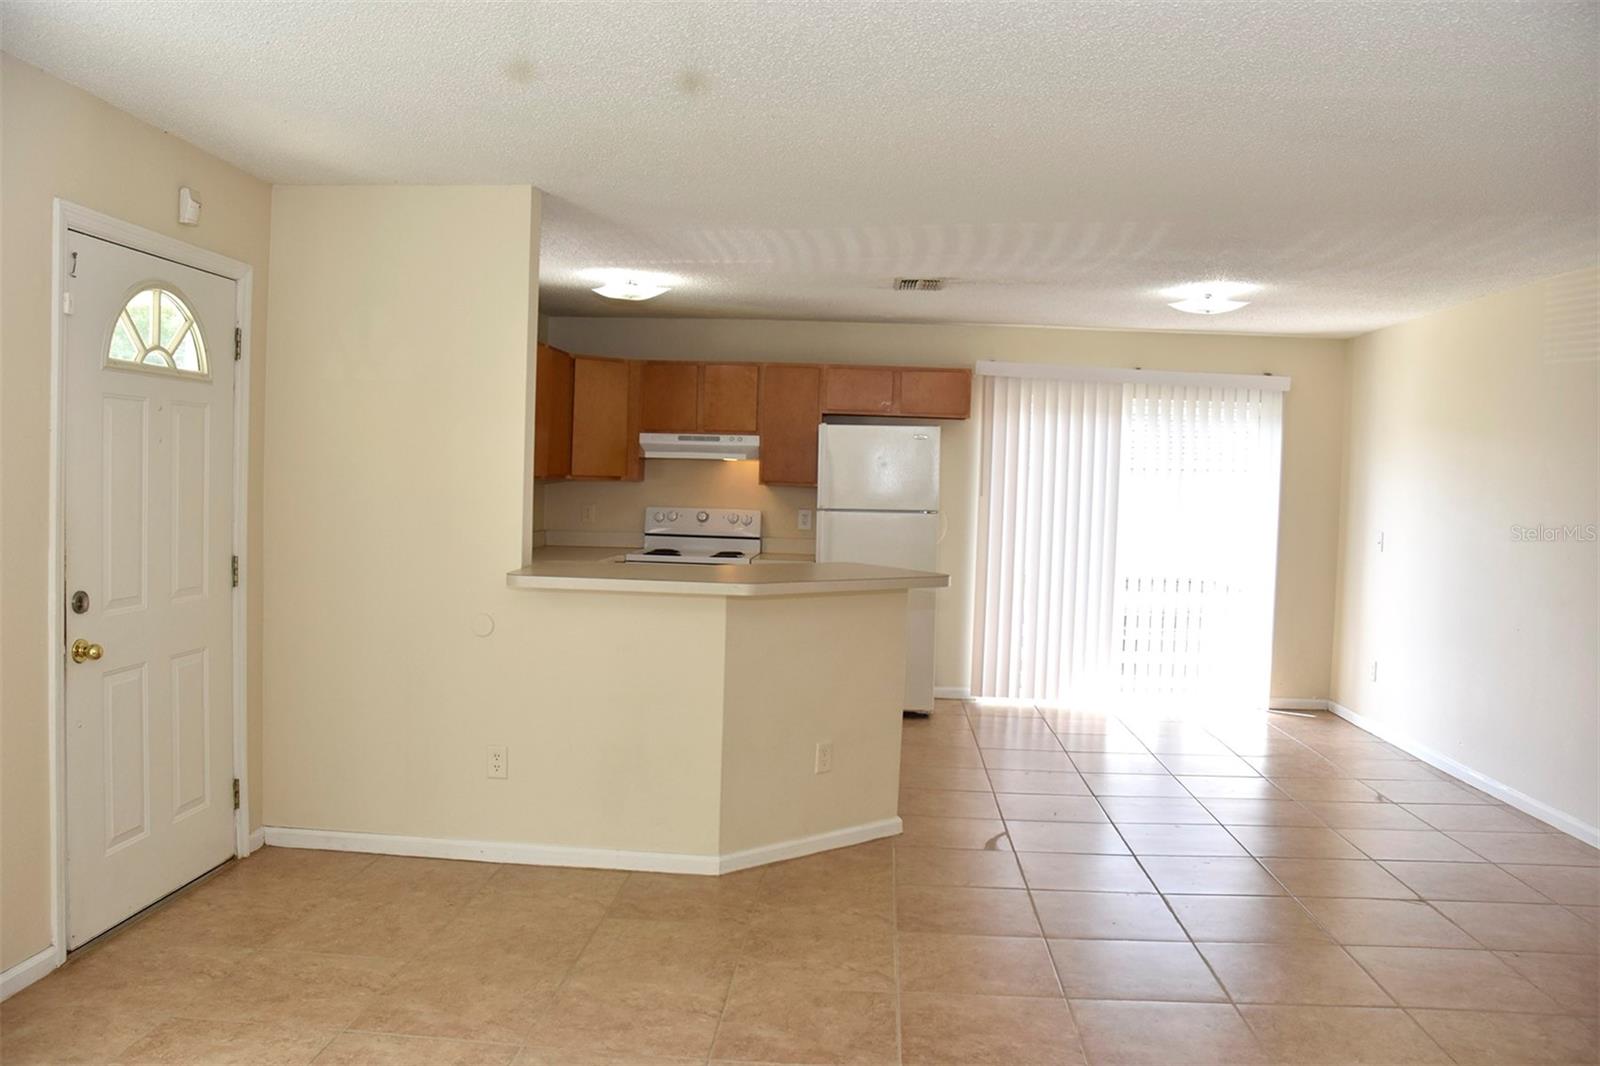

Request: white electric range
left=623, top=506, right=763, bottom=564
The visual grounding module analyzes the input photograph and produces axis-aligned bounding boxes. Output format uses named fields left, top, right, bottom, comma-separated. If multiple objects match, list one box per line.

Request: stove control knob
left=741, top=515, right=754, bottom=526
left=667, top=511, right=679, bottom=521
left=727, top=513, right=739, bottom=524
left=653, top=511, right=666, bottom=523
left=696, top=511, right=709, bottom=523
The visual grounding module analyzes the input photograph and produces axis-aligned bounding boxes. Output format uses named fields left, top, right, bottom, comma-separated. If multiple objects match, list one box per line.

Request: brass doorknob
left=71, top=639, right=103, bottom=664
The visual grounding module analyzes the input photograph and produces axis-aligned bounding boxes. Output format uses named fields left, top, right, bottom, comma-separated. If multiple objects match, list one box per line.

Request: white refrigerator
left=815, top=423, right=941, bottom=713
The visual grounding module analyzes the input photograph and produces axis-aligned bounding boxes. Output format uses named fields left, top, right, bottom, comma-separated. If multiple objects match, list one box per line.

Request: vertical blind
left=972, top=365, right=1287, bottom=712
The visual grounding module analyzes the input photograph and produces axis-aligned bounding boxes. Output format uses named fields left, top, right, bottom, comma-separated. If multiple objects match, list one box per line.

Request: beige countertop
left=508, top=549, right=944, bottom=597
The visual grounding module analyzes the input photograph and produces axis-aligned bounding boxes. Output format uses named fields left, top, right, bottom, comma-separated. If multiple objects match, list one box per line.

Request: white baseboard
left=246, top=827, right=266, bottom=854
left=263, top=826, right=722, bottom=874
left=1, top=946, right=60, bottom=1001
left=933, top=686, right=971, bottom=700
left=1328, top=700, right=1600, bottom=847
left=1268, top=697, right=1330, bottom=711
left=717, top=818, right=901, bottom=873
left=262, top=817, right=903, bottom=876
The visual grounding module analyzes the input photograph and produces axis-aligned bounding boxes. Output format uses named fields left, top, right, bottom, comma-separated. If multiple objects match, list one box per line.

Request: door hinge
left=231, top=555, right=240, bottom=588
left=232, top=778, right=241, bottom=810
left=234, top=327, right=242, bottom=361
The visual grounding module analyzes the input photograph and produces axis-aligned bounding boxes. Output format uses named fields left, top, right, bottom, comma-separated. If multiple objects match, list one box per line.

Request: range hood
left=639, top=433, right=760, bottom=461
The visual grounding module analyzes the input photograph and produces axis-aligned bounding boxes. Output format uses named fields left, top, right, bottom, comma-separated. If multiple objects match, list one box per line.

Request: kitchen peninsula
left=504, top=554, right=948, bottom=873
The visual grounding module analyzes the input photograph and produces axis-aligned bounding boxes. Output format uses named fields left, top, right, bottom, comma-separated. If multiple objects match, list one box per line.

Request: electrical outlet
left=814, top=741, right=834, bottom=774
left=797, top=509, right=813, bottom=532
left=1371, top=661, right=1379, bottom=683
left=580, top=504, right=599, bottom=527
left=487, top=745, right=508, bottom=779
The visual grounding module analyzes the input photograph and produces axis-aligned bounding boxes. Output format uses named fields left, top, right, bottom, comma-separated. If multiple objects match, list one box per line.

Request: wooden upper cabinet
left=898, top=368, right=972, bottom=418
left=553, top=356, right=967, bottom=485
left=639, top=361, right=760, bottom=434
left=823, top=366, right=897, bottom=414
left=758, top=364, right=823, bottom=486
left=639, top=361, right=699, bottom=432
left=624, top=359, right=645, bottom=482
left=819, top=364, right=972, bottom=419
left=533, top=344, right=574, bottom=479
left=699, top=363, right=759, bottom=433
left=570, top=356, right=633, bottom=479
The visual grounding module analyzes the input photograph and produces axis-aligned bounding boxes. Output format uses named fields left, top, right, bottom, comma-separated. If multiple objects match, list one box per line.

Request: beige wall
left=0, top=56, right=272, bottom=971
left=1332, top=269, right=1599, bottom=833
left=262, top=192, right=905, bottom=857
left=546, top=318, right=1349, bottom=700
left=263, top=185, right=558, bottom=839
left=720, top=591, right=905, bottom=853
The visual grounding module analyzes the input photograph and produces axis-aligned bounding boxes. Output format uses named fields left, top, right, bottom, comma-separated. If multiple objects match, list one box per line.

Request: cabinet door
left=699, top=363, right=759, bottom=433
left=625, top=359, right=645, bottom=482
left=639, top=361, right=699, bottom=432
left=570, top=356, right=632, bottom=479
left=822, top=366, right=897, bottom=414
left=533, top=344, right=574, bottom=479
left=898, top=368, right=972, bottom=418
left=758, top=364, right=823, bottom=486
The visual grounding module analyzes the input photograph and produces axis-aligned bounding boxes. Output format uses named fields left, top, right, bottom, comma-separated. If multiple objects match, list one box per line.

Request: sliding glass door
left=972, top=366, right=1286, bottom=714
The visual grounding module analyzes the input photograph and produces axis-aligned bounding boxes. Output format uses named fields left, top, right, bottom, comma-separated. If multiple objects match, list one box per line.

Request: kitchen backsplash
left=539, top=458, right=817, bottom=548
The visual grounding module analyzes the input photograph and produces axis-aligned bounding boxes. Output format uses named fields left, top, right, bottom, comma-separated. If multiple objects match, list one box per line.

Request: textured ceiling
left=5, top=1, right=1596, bottom=336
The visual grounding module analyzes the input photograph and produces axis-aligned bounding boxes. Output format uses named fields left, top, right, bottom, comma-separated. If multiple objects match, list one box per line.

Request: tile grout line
left=1227, top=729, right=1525, bottom=1062
left=1008, top=703, right=1117, bottom=1063
left=702, top=886, right=756, bottom=1066
left=890, top=830, right=905, bottom=1066
left=1132, top=713, right=1501, bottom=1035
left=965, top=699, right=1089, bottom=1065
left=1060, top=711, right=1261, bottom=1042
left=966, top=701, right=1592, bottom=1056
left=367, top=860, right=510, bottom=1056
left=1183, top=730, right=1465, bottom=1059
left=520, top=866, right=628, bottom=1060
left=1222, top=724, right=1578, bottom=1040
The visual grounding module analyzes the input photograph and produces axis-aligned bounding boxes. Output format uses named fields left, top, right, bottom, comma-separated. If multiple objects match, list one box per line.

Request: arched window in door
left=108, top=286, right=208, bottom=376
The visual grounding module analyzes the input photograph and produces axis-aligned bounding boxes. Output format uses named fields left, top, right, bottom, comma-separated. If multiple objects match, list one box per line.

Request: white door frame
left=46, top=199, right=254, bottom=971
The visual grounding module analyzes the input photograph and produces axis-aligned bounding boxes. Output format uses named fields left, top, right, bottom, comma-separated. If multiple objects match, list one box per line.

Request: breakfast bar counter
left=506, top=556, right=947, bottom=597
left=499, top=549, right=946, bottom=873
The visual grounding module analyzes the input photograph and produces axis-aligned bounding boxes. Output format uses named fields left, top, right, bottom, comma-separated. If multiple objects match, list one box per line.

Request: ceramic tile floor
left=3, top=702, right=1597, bottom=1064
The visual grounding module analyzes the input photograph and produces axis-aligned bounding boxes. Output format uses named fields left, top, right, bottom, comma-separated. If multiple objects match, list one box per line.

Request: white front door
left=63, top=230, right=238, bottom=948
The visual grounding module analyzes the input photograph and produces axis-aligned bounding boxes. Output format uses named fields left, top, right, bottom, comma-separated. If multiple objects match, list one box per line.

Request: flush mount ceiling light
left=593, top=278, right=670, bottom=301
left=582, top=268, right=675, bottom=302
left=1162, top=280, right=1259, bottom=315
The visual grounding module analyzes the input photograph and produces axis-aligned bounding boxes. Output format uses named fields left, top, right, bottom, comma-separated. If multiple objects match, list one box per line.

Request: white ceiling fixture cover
left=5, top=0, right=1595, bottom=336
left=1163, top=281, right=1257, bottom=315
left=592, top=279, right=671, bottom=302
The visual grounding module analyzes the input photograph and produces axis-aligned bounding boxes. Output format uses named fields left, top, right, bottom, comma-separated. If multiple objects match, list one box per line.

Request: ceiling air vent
left=893, top=278, right=945, bottom=291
